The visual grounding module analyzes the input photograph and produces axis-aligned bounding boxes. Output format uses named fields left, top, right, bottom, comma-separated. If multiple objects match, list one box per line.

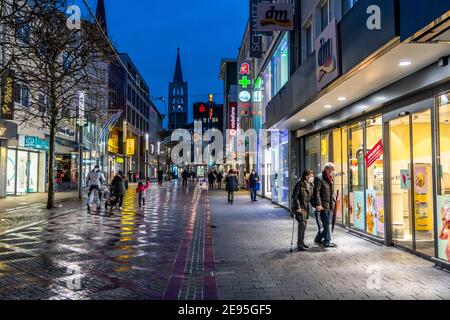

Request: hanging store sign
left=256, top=3, right=294, bottom=32
left=126, top=138, right=135, bottom=156
left=238, top=62, right=253, bottom=118
left=249, top=0, right=262, bottom=58
left=23, top=135, right=49, bottom=151
left=365, top=139, right=383, bottom=168
left=1, top=70, right=14, bottom=120
left=315, top=19, right=340, bottom=90
left=228, top=102, right=238, bottom=136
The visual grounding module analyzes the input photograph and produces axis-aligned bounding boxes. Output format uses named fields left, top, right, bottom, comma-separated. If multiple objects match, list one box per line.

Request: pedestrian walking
left=225, top=170, right=238, bottom=205
left=248, top=170, right=259, bottom=202
left=182, top=170, right=189, bottom=187
left=86, top=165, right=105, bottom=211
left=291, top=170, right=315, bottom=251
left=111, top=171, right=127, bottom=210
left=157, top=170, right=163, bottom=187
left=216, top=171, right=224, bottom=190
left=136, top=179, right=150, bottom=208
left=312, top=163, right=337, bottom=248
left=208, top=170, right=216, bottom=190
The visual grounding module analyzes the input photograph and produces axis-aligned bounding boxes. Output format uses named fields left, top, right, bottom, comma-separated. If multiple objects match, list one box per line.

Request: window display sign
left=353, top=190, right=365, bottom=231
left=126, top=138, right=135, bottom=156
left=315, top=19, right=340, bottom=90
left=366, top=189, right=384, bottom=237
left=437, top=195, right=450, bottom=262
left=366, top=139, right=383, bottom=168
left=414, top=164, right=433, bottom=231
left=400, top=169, right=410, bottom=190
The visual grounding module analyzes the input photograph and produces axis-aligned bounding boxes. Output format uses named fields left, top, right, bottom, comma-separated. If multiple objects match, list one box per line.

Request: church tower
left=168, top=48, right=188, bottom=130
left=95, top=0, right=108, bottom=35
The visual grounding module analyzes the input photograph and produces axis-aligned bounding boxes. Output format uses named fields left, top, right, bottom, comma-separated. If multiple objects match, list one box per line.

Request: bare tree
left=5, top=0, right=111, bottom=209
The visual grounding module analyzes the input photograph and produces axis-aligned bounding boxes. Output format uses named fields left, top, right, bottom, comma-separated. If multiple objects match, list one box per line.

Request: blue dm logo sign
left=24, top=136, right=49, bottom=151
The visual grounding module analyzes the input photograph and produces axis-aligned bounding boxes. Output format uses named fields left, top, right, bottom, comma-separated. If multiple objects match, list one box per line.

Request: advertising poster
left=414, top=165, right=428, bottom=195
left=437, top=195, right=450, bottom=262
left=353, top=191, right=365, bottom=231
left=414, top=164, right=433, bottom=231
left=349, top=192, right=354, bottom=225
left=376, top=195, right=385, bottom=235
left=366, top=189, right=378, bottom=236
left=400, top=169, right=410, bottom=190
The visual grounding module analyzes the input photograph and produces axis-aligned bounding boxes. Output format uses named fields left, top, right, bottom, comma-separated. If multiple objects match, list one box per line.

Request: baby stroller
left=103, top=186, right=116, bottom=210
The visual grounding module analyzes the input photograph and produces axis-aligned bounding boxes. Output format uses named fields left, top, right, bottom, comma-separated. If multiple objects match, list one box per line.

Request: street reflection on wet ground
left=0, top=181, right=211, bottom=300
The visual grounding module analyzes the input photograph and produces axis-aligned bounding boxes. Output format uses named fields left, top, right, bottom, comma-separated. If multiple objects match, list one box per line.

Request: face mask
left=308, top=177, right=315, bottom=184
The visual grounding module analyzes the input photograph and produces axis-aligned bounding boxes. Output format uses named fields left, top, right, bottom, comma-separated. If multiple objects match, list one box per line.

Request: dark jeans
left=314, top=210, right=332, bottom=245
left=115, top=195, right=124, bottom=208
left=295, top=215, right=308, bottom=248
left=138, top=192, right=145, bottom=206
left=183, top=178, right=187, bottom=186
left=249, top=187, right=257, bottom=201
left=228, top=191, right=234, bottom=204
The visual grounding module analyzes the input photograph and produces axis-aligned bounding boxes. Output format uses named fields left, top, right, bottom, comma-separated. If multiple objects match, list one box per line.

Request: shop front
left=7, top=135, right=47, bottom=195
left=300, top=90, right=450, bottom=264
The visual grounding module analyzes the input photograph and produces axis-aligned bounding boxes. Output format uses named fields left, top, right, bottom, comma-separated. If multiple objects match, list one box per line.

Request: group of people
left=181, top=169, right=198, bottom=186
left=86, top=165, right=151, bottom=212
left=292, top=162, right=337, bottom=251
left=207, top=170, right=225, bottom=190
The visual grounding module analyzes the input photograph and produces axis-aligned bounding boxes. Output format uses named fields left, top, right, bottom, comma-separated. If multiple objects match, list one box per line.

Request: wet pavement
left=209, top=191, right=450, bottom=300
left=1, top=182, right=450, bottom=300
left=0, top=181, right=215, bottom=300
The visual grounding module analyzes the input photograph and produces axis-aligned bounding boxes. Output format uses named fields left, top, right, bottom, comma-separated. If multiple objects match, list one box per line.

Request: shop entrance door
left=388, top=107, right=435, bottom=257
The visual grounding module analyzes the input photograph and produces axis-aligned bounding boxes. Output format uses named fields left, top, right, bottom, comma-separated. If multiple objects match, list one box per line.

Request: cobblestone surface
left=0, top=181, right=210, bottom=300
left=209, top=191, right=450, bottom=300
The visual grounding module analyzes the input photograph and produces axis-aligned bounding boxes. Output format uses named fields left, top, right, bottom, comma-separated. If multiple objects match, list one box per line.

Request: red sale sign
left=366, top=139, right=383, bottom=168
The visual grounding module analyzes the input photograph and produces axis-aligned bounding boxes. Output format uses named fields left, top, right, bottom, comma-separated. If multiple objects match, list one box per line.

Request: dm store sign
left=315, top=19, right=340, bottom=90
left=23, top=136, right=49, bottom=151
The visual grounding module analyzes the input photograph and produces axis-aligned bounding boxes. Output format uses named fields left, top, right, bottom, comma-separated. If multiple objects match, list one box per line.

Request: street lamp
left=145, top=133, right=149, bottom=179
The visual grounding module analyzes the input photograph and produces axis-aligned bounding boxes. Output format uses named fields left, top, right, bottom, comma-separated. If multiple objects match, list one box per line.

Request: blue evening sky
left=81, top=0, right=248, bottom=123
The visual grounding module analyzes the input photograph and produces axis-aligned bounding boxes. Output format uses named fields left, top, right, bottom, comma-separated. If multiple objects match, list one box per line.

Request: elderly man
left=312, top=162, right=336, bottom=248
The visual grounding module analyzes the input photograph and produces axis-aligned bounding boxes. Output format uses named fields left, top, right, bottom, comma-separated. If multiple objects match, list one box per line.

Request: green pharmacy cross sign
left=239, top=76, right=251, bottom=89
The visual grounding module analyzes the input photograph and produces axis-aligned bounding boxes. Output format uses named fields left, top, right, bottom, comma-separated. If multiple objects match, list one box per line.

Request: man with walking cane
left=312, top=163, right=337, bottom=248
left=290, top=170, right=315, bottom=252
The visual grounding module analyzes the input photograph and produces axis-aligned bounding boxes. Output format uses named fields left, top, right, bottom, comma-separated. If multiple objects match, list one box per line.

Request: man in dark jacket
left=248, top=170, right=259, bottom=202
left=292, top=170, right=315, bottom=251
left=312, top=163, right=336, bottom=248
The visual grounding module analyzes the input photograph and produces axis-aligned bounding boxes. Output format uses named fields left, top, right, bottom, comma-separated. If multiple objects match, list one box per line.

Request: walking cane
left=290, top=210, right=296, bottom=254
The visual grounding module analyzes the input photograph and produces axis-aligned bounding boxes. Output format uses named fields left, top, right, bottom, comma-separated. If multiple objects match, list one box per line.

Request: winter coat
left=225, top=174, right=238, bottom=192
left=292, top=178, right=313, bottom=219
left=136, top=182, right=150, bottom=193
left=87, top=171, right=105, bottom=186
left=248, top=173, right=258, bottom=188
left=312, top=173, right=335, bottom=212
left=111, top=175, right=126, bottom=196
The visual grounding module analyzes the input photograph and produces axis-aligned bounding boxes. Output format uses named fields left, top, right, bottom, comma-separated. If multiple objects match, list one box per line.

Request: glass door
left=388, top=108, right=435, bottom=255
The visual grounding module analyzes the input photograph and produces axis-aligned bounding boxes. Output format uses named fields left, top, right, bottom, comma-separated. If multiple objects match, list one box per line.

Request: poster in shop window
left=353, top=190, right=365, bottom=231
left=414, top=164, right=433, bottom=231
left=437, top=195, right=450, bottom=262
left=366, top=189, right=385, bottom=237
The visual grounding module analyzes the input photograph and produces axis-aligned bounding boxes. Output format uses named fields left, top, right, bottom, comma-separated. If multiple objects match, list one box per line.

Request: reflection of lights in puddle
left=119, top=237, right=134, bottom=242
left=116, top=255, right=130, bottom=260
left=115, top=266, right=132, bottom=272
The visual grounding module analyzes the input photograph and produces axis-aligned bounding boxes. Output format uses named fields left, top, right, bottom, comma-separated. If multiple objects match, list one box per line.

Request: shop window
left=6, top=149, right=16, bottom=195
left=332, top=128, right=344, bottom=224
left=438, top=92, right=450, bottom=262
left=305, top=134, right=321, bottom=174
left=320, top=0, right=331, bottom=31
left=349, top=122, right=365, bottom=231
left=305, top=21, right=313, bottom=56
left=366, top=116, right=384, bottom=238
left=320, top=131, right=330, bottom=167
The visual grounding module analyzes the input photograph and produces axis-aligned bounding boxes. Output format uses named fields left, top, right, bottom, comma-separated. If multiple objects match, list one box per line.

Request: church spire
left=173, top=48, right=184, bottom=84
left=95, top=0, right=108, bottom=36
